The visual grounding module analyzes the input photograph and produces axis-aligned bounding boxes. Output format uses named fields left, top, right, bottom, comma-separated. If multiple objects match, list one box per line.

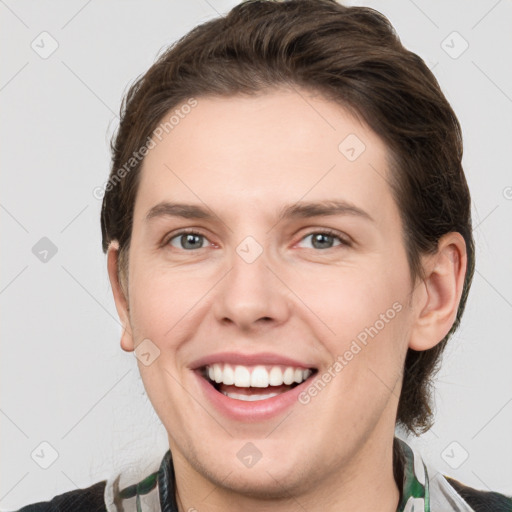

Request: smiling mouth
left=199, top=363, right=318, bottom=401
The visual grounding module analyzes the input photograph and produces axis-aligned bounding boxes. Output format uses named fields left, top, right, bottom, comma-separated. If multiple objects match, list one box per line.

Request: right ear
left=106, top=241, right=135, bottom=352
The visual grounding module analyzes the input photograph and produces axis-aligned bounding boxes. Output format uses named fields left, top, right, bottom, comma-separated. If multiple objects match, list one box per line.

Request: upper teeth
left=206, top=364, right=312, bottom=388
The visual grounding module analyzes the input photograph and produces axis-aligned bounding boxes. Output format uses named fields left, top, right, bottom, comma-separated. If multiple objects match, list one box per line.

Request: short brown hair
left=101, top=0, right=475, bottom=434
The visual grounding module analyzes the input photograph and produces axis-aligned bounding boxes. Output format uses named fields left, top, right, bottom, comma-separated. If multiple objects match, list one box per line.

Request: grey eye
left=299, top=232, right=343, bottom=250
left=169, top=232, right=208, bottom=250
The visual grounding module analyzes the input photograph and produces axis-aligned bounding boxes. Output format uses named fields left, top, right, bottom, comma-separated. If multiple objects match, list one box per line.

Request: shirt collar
left=108, top=437, right=473, bottom=512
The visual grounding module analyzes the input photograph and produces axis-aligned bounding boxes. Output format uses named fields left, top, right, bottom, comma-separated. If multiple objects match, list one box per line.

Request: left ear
left=408, top=232, right=467, bottom=351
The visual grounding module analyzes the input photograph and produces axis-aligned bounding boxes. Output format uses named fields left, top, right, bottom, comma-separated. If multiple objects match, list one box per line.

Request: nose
left=212, top=242, right=291, bottom=332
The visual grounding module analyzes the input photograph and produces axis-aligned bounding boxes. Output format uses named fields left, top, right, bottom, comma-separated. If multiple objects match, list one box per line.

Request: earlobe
left=106, top=241, right=135, bottom=352
left=408, top=233, right=467, bottom=351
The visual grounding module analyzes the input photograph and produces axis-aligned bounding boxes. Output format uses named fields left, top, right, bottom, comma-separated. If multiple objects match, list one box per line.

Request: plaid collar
left=104, top=437, right=475, bottom=511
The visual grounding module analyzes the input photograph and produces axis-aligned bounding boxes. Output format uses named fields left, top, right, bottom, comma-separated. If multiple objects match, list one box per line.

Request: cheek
left=296, top=264, right=410, bottom=391
left=295, top=264, right=407, bottom=338
left=128, top=264, right=185, bottom=341
left=310, top=292, right=409, bottom=432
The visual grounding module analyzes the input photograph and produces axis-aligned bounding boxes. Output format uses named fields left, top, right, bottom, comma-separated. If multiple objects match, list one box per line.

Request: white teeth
left=214, top=364, right=223, bottom=384
left=223, top=364, right=234, bottom=385
left=269, top=366, right=283, bottom=386
left=233, top=365, right=251, bottom=387
left=205, top=363, right=314, bottom=388
left=250, top=366, right=269, bottom=388
left=222, top=391, right=280, bottom=401
left=283, top=367, right=294, bottom=385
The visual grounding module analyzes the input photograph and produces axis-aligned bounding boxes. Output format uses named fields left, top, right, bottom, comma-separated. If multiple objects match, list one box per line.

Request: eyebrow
left=145, top=199, right=374, bottom=223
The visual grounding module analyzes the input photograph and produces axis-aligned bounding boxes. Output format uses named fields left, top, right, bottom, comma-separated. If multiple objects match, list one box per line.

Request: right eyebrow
left=145, top=202, right=215, bottom=222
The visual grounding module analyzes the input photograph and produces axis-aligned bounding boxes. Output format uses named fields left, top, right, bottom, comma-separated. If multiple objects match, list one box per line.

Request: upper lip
left=189, top=352, right=317, bottom=370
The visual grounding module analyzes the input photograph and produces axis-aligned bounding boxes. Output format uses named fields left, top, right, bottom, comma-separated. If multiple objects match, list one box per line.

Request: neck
left=170, top=430, right=402, bottom=512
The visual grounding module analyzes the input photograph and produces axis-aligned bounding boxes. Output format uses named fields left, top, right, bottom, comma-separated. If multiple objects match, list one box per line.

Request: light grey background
left=1, top=0, right=511, bottom=509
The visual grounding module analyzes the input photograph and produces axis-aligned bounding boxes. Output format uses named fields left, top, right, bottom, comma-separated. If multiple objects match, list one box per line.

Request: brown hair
left=101, top=0, right=475, bottom=434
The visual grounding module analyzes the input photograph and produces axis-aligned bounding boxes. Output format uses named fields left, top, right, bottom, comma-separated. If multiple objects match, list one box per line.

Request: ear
left=408, top=232, right=467, bottom=351
left=107, top=241, right=135, bottom=352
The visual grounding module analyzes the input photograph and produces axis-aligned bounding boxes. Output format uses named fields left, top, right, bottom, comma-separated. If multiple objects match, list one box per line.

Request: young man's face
left=113, top=89, right=419, bottom=498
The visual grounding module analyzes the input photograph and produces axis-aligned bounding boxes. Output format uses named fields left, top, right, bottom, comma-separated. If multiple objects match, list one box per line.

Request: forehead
left=133, top=88, right=398, bottom=227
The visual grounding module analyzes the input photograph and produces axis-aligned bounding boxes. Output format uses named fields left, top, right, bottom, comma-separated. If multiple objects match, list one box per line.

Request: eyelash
left=163, top=228, right=351, bottom=251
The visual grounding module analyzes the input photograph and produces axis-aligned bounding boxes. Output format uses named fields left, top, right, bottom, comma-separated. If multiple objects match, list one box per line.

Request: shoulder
left=445, top=476, right=512, bottom=512
left=14, top=480, right=107, bottom=512
left=395, top=437, right=512, bottom=512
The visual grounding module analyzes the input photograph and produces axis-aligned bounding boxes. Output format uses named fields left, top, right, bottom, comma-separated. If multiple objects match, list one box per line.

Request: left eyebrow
left=276, top=199, right=374, bottom=223
left=144, top=199, right=374, bottom=224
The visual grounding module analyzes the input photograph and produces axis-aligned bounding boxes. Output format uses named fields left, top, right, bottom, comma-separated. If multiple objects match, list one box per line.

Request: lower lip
left=194, top=371, right=314, bottom=422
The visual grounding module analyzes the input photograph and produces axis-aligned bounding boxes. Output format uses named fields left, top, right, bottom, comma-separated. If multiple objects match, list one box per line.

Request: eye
left=164, top=229, right=349, bottom=252
left=167, top=230, right=210, bottom=250
left=297, top=230, right=349, bottom=250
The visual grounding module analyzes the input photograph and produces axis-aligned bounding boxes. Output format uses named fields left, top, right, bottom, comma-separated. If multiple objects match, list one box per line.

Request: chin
left=211, top=465, right=312, bottom=501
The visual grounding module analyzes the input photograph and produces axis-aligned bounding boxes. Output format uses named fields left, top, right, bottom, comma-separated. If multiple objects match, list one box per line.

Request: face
left=117, top=88, right=418, bottom=498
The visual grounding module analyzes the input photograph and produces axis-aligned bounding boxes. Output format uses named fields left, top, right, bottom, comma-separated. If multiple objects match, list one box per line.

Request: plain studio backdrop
left=1, top=0, right=511, bottom=509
